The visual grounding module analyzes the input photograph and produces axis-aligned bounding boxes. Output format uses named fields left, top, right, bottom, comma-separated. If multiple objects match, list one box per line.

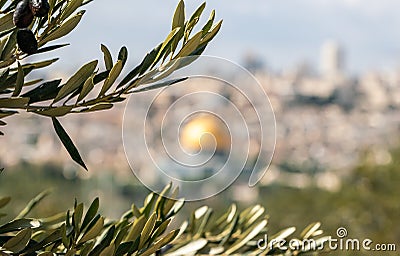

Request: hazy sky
left=43, top=0, right=400, bottom=75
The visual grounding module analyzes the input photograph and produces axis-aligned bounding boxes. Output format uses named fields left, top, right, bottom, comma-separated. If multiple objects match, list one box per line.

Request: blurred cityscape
left=1, top=40, right=400, bottom=201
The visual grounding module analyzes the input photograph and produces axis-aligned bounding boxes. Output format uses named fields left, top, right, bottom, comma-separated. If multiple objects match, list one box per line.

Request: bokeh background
left=1, top=1, right=400, bottom=255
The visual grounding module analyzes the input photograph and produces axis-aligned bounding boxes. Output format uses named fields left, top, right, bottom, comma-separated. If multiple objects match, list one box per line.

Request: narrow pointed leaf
left=24, top=79, right=43, bottom=87
left=40, top=10, right=85, bottom=46
left=80, top=241, right=95, bottom=256
left=225, top=220, right=268, bottom=254
left=53, top=60, right=97, bottom=103
left=201, top=10, right=215, bottom=36
left=301, top=222, right=321, bottom=239
left=35, top=106, right=73, bottom=117
left=117, top=43, right=162, bottom=89
left=1, top=30, right=16, bottom=60
left=139, top=212, right=157, bottom=248
left=99, top=60, right=122, bottom=96
left=22, top=80, right=61, bottom=104
left=77, top=74, right=95, bottom=102
left=78, top=216, right=104, bottom=244
left=151, top=28, right=181, bottom=68
left=52, top=117, right=87, bottom=170
left=89, top=225, right=115, bottom=255
left=0, top=68, right=9, bottom=85
left=16, top=58, right=59, bottom=70
left=24, top=229, right=62, bottom=253
left=172, top=0, right=185, bottom=30
left=0, top=97, right=29, bottom=108
left=0, top=12, right=13, bottom=32
left=185, top=3, right=206, bottom=40
left=12, top=62, right=24, bottom=96
left=140, top=230, right=179, bottom=256
left=200, top=20, right=223, bottom=46
left=73, top=202, right=84, bottom=232
left=101, top=44, right=113, bottom=70
left=118, top=46, right=128, bottom=67
left=0, top=219, right=40, bottom=233
left=176, top=31, right=202, bottom=58
left=93, top=70, right=110, bottom=84
left=3, top=228, right=32, bottom=253
left=99, top=244, right=115, bottom=256
left=36, top=44, right=70, bottom=54
left=126, top=215, right=146, bottom=242
left=80, top=103, right=113, bottom=112
left=81, top=197, right=99, bottom=231
left=59, top=0, right=84, bottom=21
left=130, top=77, right=187, bottom=93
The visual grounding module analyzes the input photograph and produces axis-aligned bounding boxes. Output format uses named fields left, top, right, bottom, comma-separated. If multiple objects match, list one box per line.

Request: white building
left=320, top=40, right=345, bottom=78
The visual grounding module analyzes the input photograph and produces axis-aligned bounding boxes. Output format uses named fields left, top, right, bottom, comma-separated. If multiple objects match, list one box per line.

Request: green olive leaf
left=59, top=0, right=84, bottom=22
left=52, top=117, right=87, bottom=170
left=0, top=219, right=40, bottom=234
left=185, top=2, right=206, bottom=41
left=35, top=106, right=73, bottom=117
left=200, top=20, right=223, bottom=47
left=12, top=62, right=24, bottom=97
left=99, top=243, right=115, bottom=256
left=0, top=12, right=14, bottom=33
left=172, top=0, right=185, bottom=30
left=0, top=97, right=29, bottom=108
left=81, top=197, right=99, bottom=232
left=175, top=30, right=202, bottom=58
left=77, top=73, right=95, bottom=103
left=40, top=10, right=85, bottom=46
left=225, top=220, right=268, bottom=254
left=1, top=30, right=16, bottom=60
left=36, top=44, right=70, bottom=54
left=78, top=216, right=104, bottom=244
left=126, top=215, right=146, bottom=242
left=99, top=60, right=122, bottom=96
left=201, top=10, right=215, bottom=36
left=118, top=46, right=128, bottom=67
left=53, top=60, right=97, bottom=103
left=101, top=44, right=113, bottom=71
left=151, top=27, right=181, bottom=68
left=139, top=212, right=157, bottom=249
left=80, top=103, right=113, bottom=112
left=3, top=227, right=32, bottom=253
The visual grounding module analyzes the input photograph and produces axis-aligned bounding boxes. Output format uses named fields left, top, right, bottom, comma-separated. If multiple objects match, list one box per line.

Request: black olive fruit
left=30, top=0, right=50, bottom=17
left=17, top=28, right=38, bottom=54
left=13, top=0, right=34, bottom=28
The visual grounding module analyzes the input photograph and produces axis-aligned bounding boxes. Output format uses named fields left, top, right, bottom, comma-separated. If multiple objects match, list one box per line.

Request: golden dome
left=180, top=114, right=230, bottom=153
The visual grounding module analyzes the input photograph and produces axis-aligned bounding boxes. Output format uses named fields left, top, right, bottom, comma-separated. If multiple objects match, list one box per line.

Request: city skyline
left=34, top=0, right=400, bottom=76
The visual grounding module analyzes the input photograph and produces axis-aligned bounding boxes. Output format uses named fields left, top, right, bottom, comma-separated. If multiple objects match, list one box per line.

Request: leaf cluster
left=0, top=0, right=222, bottom=170
left=0, top=184, right=326, bottom=255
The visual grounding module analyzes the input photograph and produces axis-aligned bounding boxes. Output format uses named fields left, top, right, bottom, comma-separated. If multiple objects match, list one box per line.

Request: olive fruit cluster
left=13, top=0, right=50, bottom=54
